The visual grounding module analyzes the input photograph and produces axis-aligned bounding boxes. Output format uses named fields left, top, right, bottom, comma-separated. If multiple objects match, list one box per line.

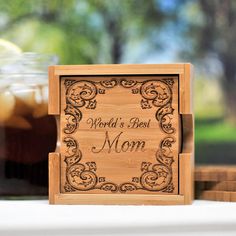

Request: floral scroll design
left=64, top=78, right=175, bottom=134
left=62, top=77, right=176, bottom=193
left=63, top=79, right=117, bottom=134
left=63, top=136, right=118, bottom=192
left=64, top=136, right=175, bottom=193
left=120, top=78, right=175, bottom=134
left=119, top=136, right=175, bottom=193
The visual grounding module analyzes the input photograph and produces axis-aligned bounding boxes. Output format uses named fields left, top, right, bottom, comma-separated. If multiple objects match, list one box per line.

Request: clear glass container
left=0, top=53, right=57, bottom=197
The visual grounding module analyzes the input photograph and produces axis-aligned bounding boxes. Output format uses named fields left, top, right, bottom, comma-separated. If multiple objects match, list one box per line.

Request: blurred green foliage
left=0, top=0, right=236, bottom=163
left=194, top=78, right=224, bottom=119
left=195, top=120, right=236, bottom=143
left=0, top=0, right=168, bottom=64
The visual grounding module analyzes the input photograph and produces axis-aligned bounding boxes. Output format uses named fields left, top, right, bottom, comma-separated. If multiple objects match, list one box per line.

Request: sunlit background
left=0, top=0, right=236, bottom=165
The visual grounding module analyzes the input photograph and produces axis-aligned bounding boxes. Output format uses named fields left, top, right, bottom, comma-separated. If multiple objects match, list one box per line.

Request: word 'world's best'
left=86, top=117, right=151, bottom=129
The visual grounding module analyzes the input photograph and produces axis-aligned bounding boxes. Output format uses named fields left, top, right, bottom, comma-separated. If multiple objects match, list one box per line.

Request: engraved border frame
left=62, top=78, right=176, bottom=194
left=48, top=64, right=194, bottom=205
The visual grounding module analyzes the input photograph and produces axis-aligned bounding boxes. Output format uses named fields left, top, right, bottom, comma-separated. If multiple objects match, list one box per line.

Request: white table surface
left=0, top=200, right=236, bottom=236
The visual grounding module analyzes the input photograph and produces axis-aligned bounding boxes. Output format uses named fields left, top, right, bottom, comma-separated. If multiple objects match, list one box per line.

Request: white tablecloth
left=0, top=200, right=236, bottom=236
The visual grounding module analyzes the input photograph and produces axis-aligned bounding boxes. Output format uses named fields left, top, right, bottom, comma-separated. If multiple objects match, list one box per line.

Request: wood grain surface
left=195, top=166, right=236, bottom=181
left=195, top=166, right=236, bottom=202
left=60, top=75, right=180, bottom=195
left=198, top=190, right=236, bottom=202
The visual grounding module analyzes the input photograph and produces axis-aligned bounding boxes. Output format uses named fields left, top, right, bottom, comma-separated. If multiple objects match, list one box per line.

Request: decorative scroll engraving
left=120, top=79, right=137, bottom=88
left=120, top=78, right=175, bottom=134
left=62, top=77, right=176, bottom=193
left=119, top=182, right=138, bottom=192
left=119, top=137, right=175, bottom=193
left=64, top=104, right=82, bottom=134
left=64, top=78, right=175, bottom=134
left=63, top=136, right=175, bottom=193
left=100, top=182, right=118, bottom=192
left=100, top=78, right=118, bottom=88
left=63, top=137, right=118, bottom=192
left=64, top=79, right=117, bottom=134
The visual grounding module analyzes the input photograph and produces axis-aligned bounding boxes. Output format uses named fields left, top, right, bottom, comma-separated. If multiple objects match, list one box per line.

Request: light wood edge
left=49, top=152, right=60, bottom=204
left=53, top=64, right=185, bottom=76
left=179, top=63, right=194, bottom=155
left=198, top=190, right=236, bottom=202
left=52, top=193, right=184, bottom=205
left=49, top=153, right=189, bottom=205
left=178, top=63, right=194, bottom=204
left=48, top=66, right=60, bottom=115
left=179, top=63, right=194, bottom=114
left=179, top=153, right=194, bottom=204
left=49, top=153, right=187, bottom=205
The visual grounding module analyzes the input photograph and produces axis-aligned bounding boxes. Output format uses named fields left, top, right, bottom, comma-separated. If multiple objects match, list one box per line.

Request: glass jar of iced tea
left=0, top=53, right=57, bottom=196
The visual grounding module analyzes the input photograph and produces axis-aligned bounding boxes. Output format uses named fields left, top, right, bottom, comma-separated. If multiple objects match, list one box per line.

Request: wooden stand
left=48, top=64, right=194, bottom=205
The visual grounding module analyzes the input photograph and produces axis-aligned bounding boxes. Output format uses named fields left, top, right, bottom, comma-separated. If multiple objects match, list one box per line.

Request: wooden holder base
left=49, top=152, right=193, bottom=205
left=48, top=64, right=194, bottom=205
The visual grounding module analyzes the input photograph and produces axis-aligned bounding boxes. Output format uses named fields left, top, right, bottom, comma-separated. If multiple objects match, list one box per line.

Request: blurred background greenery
left=0, top=0, right=235, bottom=164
